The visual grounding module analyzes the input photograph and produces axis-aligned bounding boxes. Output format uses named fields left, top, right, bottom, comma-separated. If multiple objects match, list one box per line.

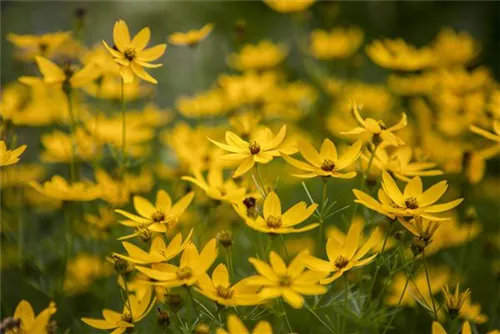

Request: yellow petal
left=232, top=156, right=255, bottom=178
left=282, top=288, right=304, bottom=309
left=137, top=44, right=167, bottom=62
left=114, top=19, right=131, bottom=52
left=35, top=56, right=65, bottom=83
left=131, top=27, right=151, bottom=51
left=212, top=263, right=230, bottom=287
left=131, top=62, right=157, bottom=84
left=264, top=191, right=281, bottom=218
left=133, top=196, right=156, bottom=218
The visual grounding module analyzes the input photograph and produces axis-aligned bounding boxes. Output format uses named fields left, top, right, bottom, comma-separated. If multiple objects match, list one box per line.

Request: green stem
left=279, top=298, right=293, bottom=333
left=121, top=274, right=133, bottom=318
left=225, top=247, right=234, bottom=278
left=120, top=78, right=127, bottom=180
left=255, top=164, right=267, bottom=197
left=316, top=179, right=328, bottom=256
left=305, top=304, right=335, bottom=333
left=279, top=234, right=289, bottom=260
left=64, top=89, right=78, bottom=182
left=342, top=276, right=349, bottom=333
left=423, top=250, right=438, bottom=320
left=186, top=287, right=201, bottom=321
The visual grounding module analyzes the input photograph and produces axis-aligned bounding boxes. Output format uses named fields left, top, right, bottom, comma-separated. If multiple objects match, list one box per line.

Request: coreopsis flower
left=470, top=120, right=500, bottom=143
left=432, top=27, right=479, bottom=68
left=227, top=40, right=287, bottom=71
left=19, top=56, right=99, bottom=89
left=0, top=141, right=27, bottom=166
left=341, top=101, right=407, bottom=147
left=176, top=88, right=232, bottom=119
left=1, top=164, right=45, bottom=189
left=353, top=171, right=463, bottom=221
left=83, top=206, right=117, bottom=239
left=63, top=254, right=112, bottom=295
left=182, top=167, right=247, bottom=203
left=84, top=75, right=153, bottom=101
left=29, top=175, right=101, bottom=202
left=218, top=71, right=278, bottom=106
left=442, top=283, right=471, bottom=319
left=1, top=300, right=57, bottom=334
left=459, top=296, right=488, bottom=324
left=309, top=27, right=364, bottom=60
left=40, top=128, right=98, bottom=163
left=432, top=321, right=471, bottom=334
left=116, top=190, right=194, bottom=238
left=113, top=229, right=193, bottom=264
left=81, top=287, right=155, bottom=332
left=95, top=169, right=130, bottom=207
left=367, top=145, right=443, bottom=182
left=216, top=314, right=272, bottom=334
left=388, top=72, right=438, bottom=96
left=246, top=251, right=327, bottom=309
left=209, top=125, right=290, bottom=178
left=399, top=217, right=440, bottom=256
left=102, top=19, right=167, bottom=84
left=365, top=38, right=435, bottom=71
left=168, top=23, right=214, bottom=46
left=196, top=263, right=262, bottom=306
left=7, top=31, right=71, bottom=60
left=229, top=112, right=262, bottom=137
left=304, top=219, right=381, bottom=283
left=263, top=0, right=316, bottom=13
left=281, top=138, right=362, bottom=179
left=135, top=239, right=218, bottom=288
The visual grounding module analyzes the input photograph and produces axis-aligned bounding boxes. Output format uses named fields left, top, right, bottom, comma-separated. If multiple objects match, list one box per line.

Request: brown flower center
left=334, top=255, right=349, bottom=269
left=177, top=267, right=193, bottom=280
left=279, top=275, right=292, bottom=286
left=321, top=159, right=336, bottom=172
left=124, top=48, right=136, bottom=61
left=216, top=285, right=234, bottom=299
left=121, top=313, right=133, bottom=323
left=151, top=210, right=166, bottom=222
left=248, top=140, right=261, bottom=155
left=266, top=215, right=282, bottom=228
left=405, top=197, right=419, bottom=209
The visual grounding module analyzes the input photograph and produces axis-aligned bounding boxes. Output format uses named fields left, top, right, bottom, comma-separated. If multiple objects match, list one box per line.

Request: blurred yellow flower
left=63, top=254, right=112, bottom=295
left=30, top=175, right=101, bottom=202
left=309, top=27, right=364, bottom=60
left=264, top=0, right=315, bottom=13
left=168, top=23, right=214, bottom=46
left=7, top=31, right=71, bottom=61
left=102, top=19, right=167, bottom=84
left=0, top=140, right=27, bottom=166
left=176, top=88, right=232, bottom=118
left=366, top=38, right=435, bottom=71
left=3, top=300, right=57, bottom=334
left=470, top=120, right=500, bottom=143
left=216, top=314, right=272, bottom=334
left=432, top=27, right=479, bottom=68
left=1, top=164, right=45, bottom=189
left=228, top=40, right=287, bottom=71
left=40, top=128, right=98, bottom=163
left=432, top=321, right=471, bottom=334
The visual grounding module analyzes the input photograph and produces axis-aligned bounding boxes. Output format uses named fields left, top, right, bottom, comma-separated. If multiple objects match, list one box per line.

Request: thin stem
left=186, top=287, right=201, bottom=321
left=423, top=250, right=438, bottom=320
left=279, top=298, right=293, bottom=333
left=121, top=274, right=133, bottom=318
left=225, top=247, right=234, bottom=278
left=279, top=234, right=289, bottom=260
left=120, top=78, right=127, bottom=180
left=255, top=164, right=267, bottom=197
left=64, top=89, right=78, bottom=182
left=305, top=304, right=335, bottom=333
left=342, top=276, right=349, bottom=333
left=316, top=179, right=328, bottom=256
left=352, top=144, right=378, bottom=220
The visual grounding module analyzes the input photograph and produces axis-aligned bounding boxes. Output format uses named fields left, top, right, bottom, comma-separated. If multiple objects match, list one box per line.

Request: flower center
left=39, top=42, right=48, bottom=54
left=334, top=255, right=349, bottom=269
left=216, top=285, right=234, bottom=299
left=121, top=313, right=133, bottom=323
left=378, top=120, right=387, bottom=130
left=405, top=197, right=419, bottom=209
left=279, top=275, right=292, bottom=286
left=1, top=317, right=22, bottom=333
left=266, top=215, right=282, bottom=228
left=248, top=140, right=261, bottom=155
left=151, top=210, right=166, bottom=222
left=124, top=48, right=136, bottom=61
left=177, top=267, right=193, bottom=280
left=321, top=159, right=336, bottom=172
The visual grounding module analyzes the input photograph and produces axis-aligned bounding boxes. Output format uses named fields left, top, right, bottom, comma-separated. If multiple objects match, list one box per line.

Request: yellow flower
left=3, top=300, right=57, bottom=334
left=29, top=175, right=101, bottom=202
left=0, top=141, right=27, bottom=166
left=209, top=125, right=289, bottom=178
left=281, top=138, right=362, bottom=179
left=182, top=166, right=247, bottom=203
left=19, top=56, right=99, bottom=89
left=40, top=128, right=98, bottom=163
left=309, top=27, right=364, bottom=60
left=218, top=71, right=278, bottom=107
left=354, top=171, right=463, bottom=221
left=470, top=120, right=500, bottom=143
left=246, top=251, right=327, bottom=309
left=229, top=112, right=262, bottom=137
left=81, top=287, right=155, bottom=332
left=113, top=229, right=193, bottom=264
left=264, top=0, right=316, bottom=13
left=341, top=101, right=407, bottom=147
left=237, top=191, right=318, bottom=234
left=95, top=169, right=130, bottom=207
left=83, top=75, right=153, bottom=101
left=115, top=189, right=194, bottom=238
left=102, top=20, right=167, bottom=84
left=168, top=23, right=214, bottom=46
left=228, top=40, right=287, bottom=71
left=1, top=164, right=45, bottom=189
left=388, top=72, right=438, bottom=96
left=83, top=206, right=117, bottom=239
left=432, top=27, right=479, bottom=68
left=216, top=314, right=272, bottom=334
left=135, top=239, right=218, bottom=288
left=432, top=321, right=471, bottom=334
left=365, top=38, right=435, bottom=71
left=63, top=254, right=112, bottom=295
left=176, top=88, right=232, bottom=119
left=196, top=263, right=262, bottom=306
left=7, top=31, right=71, bottom=61
left=305, top=219, right=381, bottom=283
left=459, top=296, right=488, bottom=324
left=442, top=283, right=470, bottom=318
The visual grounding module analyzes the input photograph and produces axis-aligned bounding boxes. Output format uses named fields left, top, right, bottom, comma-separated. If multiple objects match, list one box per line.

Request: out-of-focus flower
left=459, top=296, right=488, bottom=324
left=40, top=128, right=99, bottom=163
left=176, top=88, right=232, bottom=118
left=470, top=120, right=500, bottom=143
left=63, top=254, right=112, bottom=295
left=228, top=40, right=287, bottom=71
left=102, top=19, right=166, bottom=84
left=432, top=27, right=479, bottom=68
left=264, top=0, right=315, bottom=13
left=388, top=72, right=438, bottom=96
left=229, top=112, right=262, bottom=137
left=1, top=164, right=45, bottom=189
left=216, top=314, right=272, bottom=334
left=95, top=169, right=130, bottom=207
left=218, top=71, right=278, bottom=107
left=83, top=206, right=117, bottom=238
left=281, top=138, right=362, bottom=179
left=7, top=31, right=71, bottom=61
left=124, top=168, right=155, bottom=195
left=432, top=321, right=471, bottom=334
left=309, top=27, right=363, bottom=60
left=2, top=300, right=57, bottom=334
left=0, top=141, right=27, bottom=166
left=83, top=75, right=153, bottom=101
left=29, top=175, right=101, bottom=202
left=127, top=103, right=173, bottom=128
left=366, top=38, right=435, bottom=71
left=168, top=23, right=214, bottom=46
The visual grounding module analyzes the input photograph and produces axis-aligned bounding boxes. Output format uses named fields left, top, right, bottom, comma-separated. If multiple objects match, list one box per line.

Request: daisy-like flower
left=182, top=166, right=247, bottom=203
left=442, top=283, right=471, bottom=319
left=81, top=287, right=155, bottom=333
left=304, top=219, right=381, bottom=284
left=432, top=321, right=471, bottom=334
left=399, top=216, right=440, bottom=256
left=353, top=171, right=463, bottom=221
left=0, top=140, right=27, bottom=166
left=115, top=189, right=194, bottom=239
left=196, top=263, right=262, bottom=306
left=29, top=175, right=101, bottom=202
left=7, top=31, right=71, bottom=61
left=168, top=23, right=214, bottom=46
left=246, top=251, right=327, bottom=309
left=236, top=191, right=318, bottom=234
left=263, top=0, right=316, bottom=13
left=281, top=138, right=362, bottom=179
left=19, top=56, right=99, bottom=89
left=209, top=125, right=290, bottom=178
left=102, top=19, right=167, bottom=84
left=216, top=314, right=272, bottom=334
left=470, top=120, right=500, bottom=143
left=1, top=300, right=57, bottom=334
left=113, top=229, right=193, bottom=264
left=135, top=239, right=218, bottom=288
left=366, top=38, right=435, bottom=71
left=341, top=101, right=407, bottom=147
